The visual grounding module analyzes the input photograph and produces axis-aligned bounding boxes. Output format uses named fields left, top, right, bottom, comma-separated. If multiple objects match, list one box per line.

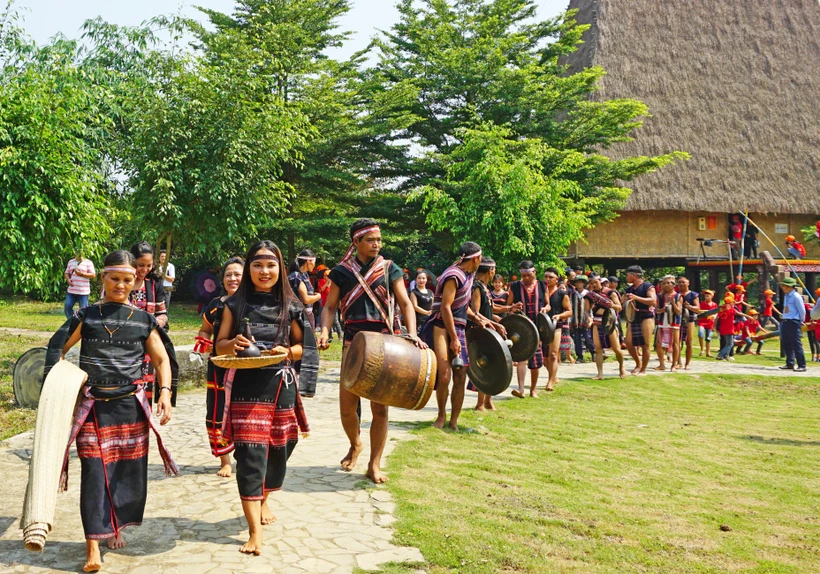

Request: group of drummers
left=29, top=217, right=820, bottom=570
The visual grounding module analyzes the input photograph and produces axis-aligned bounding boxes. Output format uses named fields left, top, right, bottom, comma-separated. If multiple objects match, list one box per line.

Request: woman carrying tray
left=215, top=240, right=313, bottom=556
left=43, top=250, right=178, bottom=572
left=194, top=256, right=244, bottom=477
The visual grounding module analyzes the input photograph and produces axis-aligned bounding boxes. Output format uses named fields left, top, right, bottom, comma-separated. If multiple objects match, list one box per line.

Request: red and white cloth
left=65, top=258, right=95, bottom=295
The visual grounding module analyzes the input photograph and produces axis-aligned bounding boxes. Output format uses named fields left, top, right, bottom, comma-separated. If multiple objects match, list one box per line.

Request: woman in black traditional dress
left=288, top=248, right=321, bottom=329
left=215, top=240, right=311, bottom=555
left=44, top=250, right=177, bottom=572
left=129, top=242, right=168, bottom=401
left=409, top=271, right=434, bottom=334
left=195, top=256, right=244, bottom=477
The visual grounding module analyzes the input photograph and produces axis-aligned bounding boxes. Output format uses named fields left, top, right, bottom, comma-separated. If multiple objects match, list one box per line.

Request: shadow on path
left=0, top=516, right=247, bottom=573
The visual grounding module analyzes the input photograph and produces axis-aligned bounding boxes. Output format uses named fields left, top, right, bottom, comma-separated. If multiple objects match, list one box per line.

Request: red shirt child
left=717, top=304, right=737, bottom=336
left=698, top=300, right=719, bottom=330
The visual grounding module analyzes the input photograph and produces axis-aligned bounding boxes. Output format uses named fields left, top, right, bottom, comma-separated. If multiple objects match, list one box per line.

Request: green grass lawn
left=378, top=374, right=820, bottom=573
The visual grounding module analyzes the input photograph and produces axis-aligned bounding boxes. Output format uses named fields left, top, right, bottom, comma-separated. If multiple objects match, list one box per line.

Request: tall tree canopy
left=374, top=0, right=687, bottom=268
left=0, top=6, right=114, bottom=297
left=195, top=0, right=422, bottom=261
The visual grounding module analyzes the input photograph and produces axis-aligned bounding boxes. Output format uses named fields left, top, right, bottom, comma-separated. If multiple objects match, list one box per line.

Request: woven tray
left=210, top=351, right=288, bottom=369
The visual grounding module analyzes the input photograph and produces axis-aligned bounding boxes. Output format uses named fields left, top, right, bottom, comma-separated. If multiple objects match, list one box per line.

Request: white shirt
left=161, top=262, right=175, bottom=288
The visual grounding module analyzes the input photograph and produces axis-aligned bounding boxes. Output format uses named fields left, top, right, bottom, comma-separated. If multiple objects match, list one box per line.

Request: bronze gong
left=624, top=300, right=637, bottom=324
left=499, top=313, right=540, bottom=362
left=602, top=308, right=618, bottom=335
left=13, top=347, right=47, bottom=409
left=466, top=328, right=513, bottom=396
left=536, top=312, right=556, bottom=345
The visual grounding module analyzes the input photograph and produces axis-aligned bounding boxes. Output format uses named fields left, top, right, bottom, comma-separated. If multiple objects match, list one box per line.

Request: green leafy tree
left=0, top=4, right=115, bottom=297
left=375, top=0, right=687, bottom=264
left=195, top=0, right=422, bottom=261
left=82, top=16, right=311, bottom=260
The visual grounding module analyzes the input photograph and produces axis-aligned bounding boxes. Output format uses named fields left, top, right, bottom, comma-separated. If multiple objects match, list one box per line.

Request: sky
left=14, top=0, right=569, bottom=59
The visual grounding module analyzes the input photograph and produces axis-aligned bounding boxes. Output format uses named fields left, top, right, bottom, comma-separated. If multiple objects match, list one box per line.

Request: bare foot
left=706, top=354, right=713, bottom=358
left=84, top=540, right=101, bottom=572
left=217, top=455, right=232, bottom=477
left=448, top=421, right=460, bottom=431
left=529, top=391, right=539, bottom=398
left=635, top=371, right=647, bottom=377
left=485, top=401, right=496, bottom=411
left=619, top=369, right=626, bottom=379
left=591, top=375, right=605, bottom=380
left=683, top=365, right=691, bottom=370
left=366, top=463, right=388, bottom=483
left=239, top=531, right=262, bottom=555
left=545, top=382, right=555, bottom=391
left=630, top=367, right=641, bottom=375
left=670, top=366, right=678, bottom=373
left=340, top=441, right=363, bottom=471
left=432, top=416, right=446, bottom=428
left=475, top=405, right=486, bottom=411
left=654, top=366, right=667, bottom=371
left=106, top=533, right=126, bottom=549
left=260, top=501, right=277, bottom=525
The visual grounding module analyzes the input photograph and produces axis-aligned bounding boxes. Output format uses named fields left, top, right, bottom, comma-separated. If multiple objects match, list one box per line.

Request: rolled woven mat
left=20, top=360, right=87, bottom=551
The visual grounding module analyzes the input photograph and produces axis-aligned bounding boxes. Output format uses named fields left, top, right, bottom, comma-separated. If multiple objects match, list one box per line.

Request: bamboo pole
left=745, top=215, right=815, bottom=303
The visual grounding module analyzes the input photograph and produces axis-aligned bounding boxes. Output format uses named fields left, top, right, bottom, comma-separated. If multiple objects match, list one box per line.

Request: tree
left=374, top=0, right=687, bottom=264
left=82, top=16, right=312, bottom=261
left=195, top=0, right=422, bottom=261
left=0, top=4, right=115, bottom=297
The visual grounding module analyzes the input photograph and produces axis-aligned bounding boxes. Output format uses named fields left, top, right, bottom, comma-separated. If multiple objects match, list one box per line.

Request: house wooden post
left=708, top=269, right=719, bottom=292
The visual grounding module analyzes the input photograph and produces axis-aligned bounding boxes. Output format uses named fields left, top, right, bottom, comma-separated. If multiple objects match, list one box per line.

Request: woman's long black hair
left=230, top=240, right=299, bottom=336
left=130, top=241, right=162, bottom=282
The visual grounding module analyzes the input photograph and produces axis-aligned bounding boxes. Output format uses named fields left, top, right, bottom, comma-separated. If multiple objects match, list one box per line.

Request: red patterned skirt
left=223, top=366, right=309, bottom=501
left=68, top=384, right=177, bottom=539
left=206, top=362, right=234, bottom=457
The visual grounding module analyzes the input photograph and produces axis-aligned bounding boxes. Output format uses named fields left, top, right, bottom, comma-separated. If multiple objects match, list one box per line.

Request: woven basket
left=210, top=351, right=288, bottom=369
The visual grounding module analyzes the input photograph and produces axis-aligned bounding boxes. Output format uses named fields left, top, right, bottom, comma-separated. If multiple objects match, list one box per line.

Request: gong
left=602, top=308, right=618, bottom=335
left=696, top=306, right=720, bottom=320
left=13, top=347, right=47, bottom=409
left=500, top=313, right=540, bottom=362
left=664, top=304, right=674, bottom=326
left=466, top=328, right=513, bottom=396
left=536, top=312, right=556, bottom=345
left=624, top=300, right=637, bottom=323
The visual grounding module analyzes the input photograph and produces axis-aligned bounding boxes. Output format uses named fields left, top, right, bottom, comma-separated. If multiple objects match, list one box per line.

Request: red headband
left=342, top=225, right=381, bottom=262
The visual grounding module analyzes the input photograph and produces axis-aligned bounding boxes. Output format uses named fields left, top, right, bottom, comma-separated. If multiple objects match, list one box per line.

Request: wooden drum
left=341, top=331, right=436, bottom=410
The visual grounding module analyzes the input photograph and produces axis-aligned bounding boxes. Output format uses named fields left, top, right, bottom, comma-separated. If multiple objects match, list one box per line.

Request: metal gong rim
left=13, top=347, right=47, bottom=409
left=466, top=328, right=513, bottom=396
left=624, top=300, right=637, bottom=323
left=603, top=308, right=618, bottom=335
left=536, top=312, right=556, bottom=345
left=500, top=313, right=540, bottom=362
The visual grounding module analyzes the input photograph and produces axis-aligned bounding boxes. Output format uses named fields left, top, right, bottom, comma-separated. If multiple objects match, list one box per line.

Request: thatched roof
left=563, top=0, right=820, bottom=214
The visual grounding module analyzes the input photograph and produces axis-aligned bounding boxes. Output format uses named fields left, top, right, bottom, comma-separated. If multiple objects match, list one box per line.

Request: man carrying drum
left=318, top=218, right=425, bottom=483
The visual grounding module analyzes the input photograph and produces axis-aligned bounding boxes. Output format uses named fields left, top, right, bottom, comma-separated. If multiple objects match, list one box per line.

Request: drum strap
left=350, top=260, right=394, bottom=330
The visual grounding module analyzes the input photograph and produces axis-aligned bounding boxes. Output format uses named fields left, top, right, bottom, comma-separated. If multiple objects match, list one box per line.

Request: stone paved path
left=0, top=366, right=427, bottom=574
left=1, top=353, right=815, bottom=573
